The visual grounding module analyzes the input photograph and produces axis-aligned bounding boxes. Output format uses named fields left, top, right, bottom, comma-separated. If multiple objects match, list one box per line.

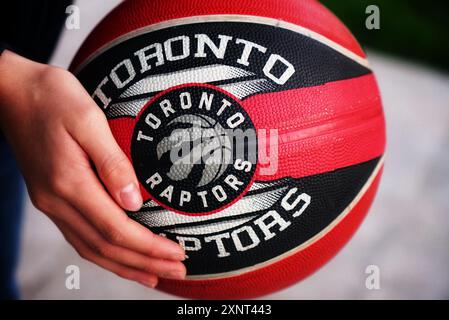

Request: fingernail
left=170, top=246, right=186, bottom=261
left=120, top=183, right=142, bottom=211
left=139, top=279, right=157, bottom=288
left=162, top=269, right=186, bottom=280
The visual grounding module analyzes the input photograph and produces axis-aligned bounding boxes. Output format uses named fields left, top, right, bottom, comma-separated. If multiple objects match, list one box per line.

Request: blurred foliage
left=320, top=0, right=449, bottom=71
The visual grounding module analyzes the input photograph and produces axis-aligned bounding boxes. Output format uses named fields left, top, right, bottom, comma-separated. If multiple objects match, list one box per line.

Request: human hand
left=0, top=50, right=186, bottom=288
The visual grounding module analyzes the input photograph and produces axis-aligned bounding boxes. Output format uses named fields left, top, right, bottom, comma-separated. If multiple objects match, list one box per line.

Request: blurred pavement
left=16, top=0, right=449, bottom=299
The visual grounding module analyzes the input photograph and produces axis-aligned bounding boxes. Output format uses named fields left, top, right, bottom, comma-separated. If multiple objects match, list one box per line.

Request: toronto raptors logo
left=131, top=85, right=257, bottom=214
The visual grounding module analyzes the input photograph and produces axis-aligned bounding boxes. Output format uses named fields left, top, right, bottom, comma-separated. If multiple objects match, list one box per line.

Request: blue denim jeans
left=0, top=136, right=24, bottom=300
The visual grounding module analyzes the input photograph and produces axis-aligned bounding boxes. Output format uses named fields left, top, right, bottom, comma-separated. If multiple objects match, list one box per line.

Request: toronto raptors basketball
left=70, top=0, right=386, bottom=299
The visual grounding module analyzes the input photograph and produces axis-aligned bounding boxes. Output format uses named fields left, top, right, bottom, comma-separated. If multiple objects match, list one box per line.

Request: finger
left=50, top=200, right=186, bottom=280
left=61, top=168, right=185, bottom=261
left=66, top=93, right=142, bottom=211
left=56, top=220, right=159, bottom=288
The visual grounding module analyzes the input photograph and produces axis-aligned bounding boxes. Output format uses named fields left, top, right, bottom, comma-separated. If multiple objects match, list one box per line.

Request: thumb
left=68, top=103, right=143, bottom=212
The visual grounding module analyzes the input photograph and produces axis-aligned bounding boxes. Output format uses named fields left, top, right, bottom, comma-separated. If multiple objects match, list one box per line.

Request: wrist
left=0, top=50, right=48, bottom=128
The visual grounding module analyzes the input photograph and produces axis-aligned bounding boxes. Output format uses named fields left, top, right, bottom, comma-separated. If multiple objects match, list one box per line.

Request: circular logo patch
left=131, top=84, right=257, bottom=214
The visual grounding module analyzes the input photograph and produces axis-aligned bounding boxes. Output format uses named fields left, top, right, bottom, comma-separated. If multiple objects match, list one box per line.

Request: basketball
left=70, top=0, right=386, bottom=299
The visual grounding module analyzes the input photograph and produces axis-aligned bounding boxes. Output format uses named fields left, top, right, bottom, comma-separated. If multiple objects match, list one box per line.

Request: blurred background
left=16, top=0, right=449, bottom=299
